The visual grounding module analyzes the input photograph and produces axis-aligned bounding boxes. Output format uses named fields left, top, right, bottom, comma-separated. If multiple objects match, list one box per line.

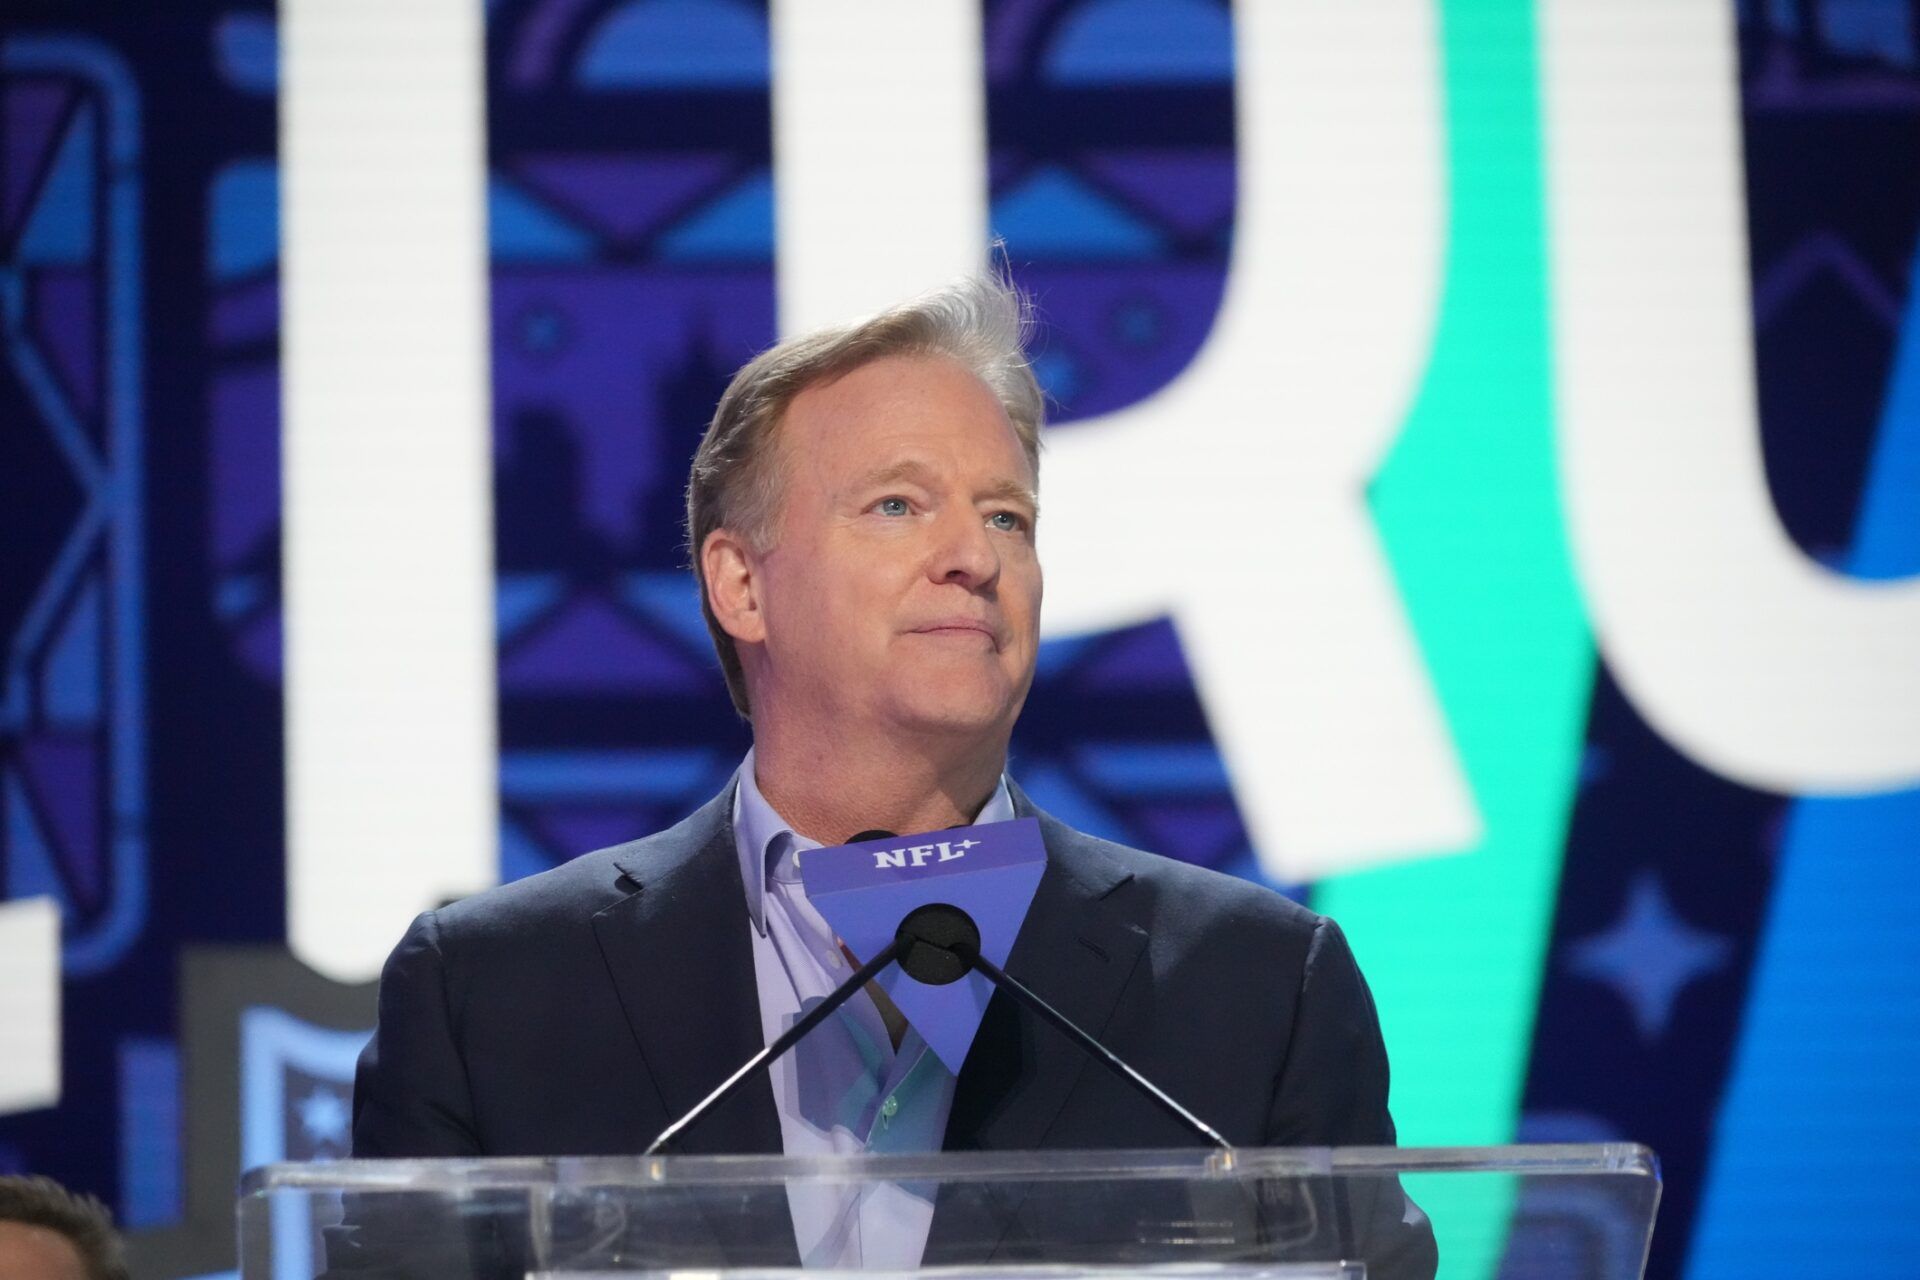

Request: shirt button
left=881, top=1095, right=899, bottom=1120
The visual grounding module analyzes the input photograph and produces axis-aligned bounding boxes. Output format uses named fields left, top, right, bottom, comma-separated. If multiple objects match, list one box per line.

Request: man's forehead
left=789, top=353, right=1006, bottom=431
left=779, top=356, right=1036, bottom=486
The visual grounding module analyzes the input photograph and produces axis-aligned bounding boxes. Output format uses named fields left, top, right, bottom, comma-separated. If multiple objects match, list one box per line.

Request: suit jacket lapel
left=944, top=785, right=1148, bottom=1152
left=584, top=782, right=1149, bottom=1263
left=927, top=789, right=1149, bottom=1262
left=589, top=781, right=1144, bottom=1158
left=590, top=787, right=785, bottom=1158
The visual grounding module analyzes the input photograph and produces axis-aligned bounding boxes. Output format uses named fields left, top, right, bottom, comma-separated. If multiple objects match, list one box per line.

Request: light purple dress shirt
left=732, top=751, right=1016, bottom=1267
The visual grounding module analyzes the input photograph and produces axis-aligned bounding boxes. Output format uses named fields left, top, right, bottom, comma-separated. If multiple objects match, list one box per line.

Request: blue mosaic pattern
left=0, top=37, right=147, bottom=976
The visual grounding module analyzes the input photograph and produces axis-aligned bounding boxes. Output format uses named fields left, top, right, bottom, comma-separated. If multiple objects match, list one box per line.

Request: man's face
left=742, top=354, right=1042, bottom=743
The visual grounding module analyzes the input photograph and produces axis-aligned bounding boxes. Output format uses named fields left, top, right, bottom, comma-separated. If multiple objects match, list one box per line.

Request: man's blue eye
left=876, top=497, right=910, bottom=516
left=988, top=511, right=1025, bottom=532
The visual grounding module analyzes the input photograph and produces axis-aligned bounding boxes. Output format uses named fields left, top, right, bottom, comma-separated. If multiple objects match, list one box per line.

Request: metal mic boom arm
left=645, top=900, right=1231, bottom=1155
left=892, top=900, right=1228, bottom=1151
left=643, top=937, right=904, bottom=1155
left=960, top=945, right=1232, bottom=1151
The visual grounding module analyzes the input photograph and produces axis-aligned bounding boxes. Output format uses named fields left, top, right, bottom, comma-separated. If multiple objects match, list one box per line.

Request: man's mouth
left=910, top=620, right=999, bottom=648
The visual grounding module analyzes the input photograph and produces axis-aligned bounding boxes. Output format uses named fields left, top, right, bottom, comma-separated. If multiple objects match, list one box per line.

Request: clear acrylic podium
left=239, top=1145, right=1659, bottom=1280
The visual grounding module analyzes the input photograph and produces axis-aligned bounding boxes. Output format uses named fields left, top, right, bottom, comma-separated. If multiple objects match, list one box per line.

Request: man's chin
left=885, top=689, right=1021, bottom=741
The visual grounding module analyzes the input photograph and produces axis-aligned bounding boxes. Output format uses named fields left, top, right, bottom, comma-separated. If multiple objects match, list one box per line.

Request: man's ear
left=702, top=528, right=767, bottom=645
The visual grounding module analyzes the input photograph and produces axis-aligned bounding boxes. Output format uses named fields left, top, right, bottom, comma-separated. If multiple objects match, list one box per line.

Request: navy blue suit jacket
left=347, top=782, right=1435, bottom=1275
left=354, top=782, right=1402, bottom=1158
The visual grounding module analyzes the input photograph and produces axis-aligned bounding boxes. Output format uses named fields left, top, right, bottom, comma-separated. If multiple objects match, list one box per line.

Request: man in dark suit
left=349, top=274, right=1433, bottom=1276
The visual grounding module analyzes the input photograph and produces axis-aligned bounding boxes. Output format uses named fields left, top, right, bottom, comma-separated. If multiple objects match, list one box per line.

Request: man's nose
left=930, top=508, right=999, bottom=588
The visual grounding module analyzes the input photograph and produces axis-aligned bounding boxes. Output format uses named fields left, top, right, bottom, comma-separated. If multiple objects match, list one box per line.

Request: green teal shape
left=1315, top=0, right=1593, bottom=1256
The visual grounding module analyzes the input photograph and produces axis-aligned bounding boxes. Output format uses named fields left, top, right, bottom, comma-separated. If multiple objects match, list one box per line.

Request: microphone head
left=895, top=902, right=981, bottom=986
left=848, top=829, right=898, bottom=844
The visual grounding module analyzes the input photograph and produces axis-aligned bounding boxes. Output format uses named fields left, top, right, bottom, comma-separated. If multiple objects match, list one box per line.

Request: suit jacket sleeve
left=1264, top=917, right=1396, bottom=1146
left=1268, top=917, right=1438, bottom=1280
left=352, top=909, right=482, bottom=1158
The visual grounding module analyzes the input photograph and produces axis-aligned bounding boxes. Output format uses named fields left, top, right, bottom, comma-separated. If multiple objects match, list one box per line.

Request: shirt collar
left=732, top=748, right=1017, bottom=936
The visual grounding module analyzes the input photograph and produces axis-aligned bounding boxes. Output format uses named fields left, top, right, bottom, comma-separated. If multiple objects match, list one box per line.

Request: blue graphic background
left=1, top=2, right=1916, bottom=1277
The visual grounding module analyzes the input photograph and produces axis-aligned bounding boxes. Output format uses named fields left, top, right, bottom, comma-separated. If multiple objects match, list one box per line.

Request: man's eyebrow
left=977, top=477, right=1039, bottom=511
left=851, top=461, right=1039, bottom=511
left=854, top=459, right=940, bottom=490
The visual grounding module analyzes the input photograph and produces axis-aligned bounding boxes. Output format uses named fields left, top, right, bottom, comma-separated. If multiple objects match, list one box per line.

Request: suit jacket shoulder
left=1036, top=809, right=1324, bottom=944
left=430, top=787, right=733, bottom=945
left=352, top=787, right=753, bottom=1158
left=1022, top=799, right=1336, bottom=1031
left=971, top=791, right=1394, bottom=1153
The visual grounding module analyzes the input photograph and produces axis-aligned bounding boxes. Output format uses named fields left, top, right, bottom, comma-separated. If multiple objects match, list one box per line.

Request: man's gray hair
left=687, top=272, right=1045, bottom=717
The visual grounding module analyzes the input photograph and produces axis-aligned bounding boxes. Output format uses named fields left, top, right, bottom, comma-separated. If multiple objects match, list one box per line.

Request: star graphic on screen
left=296, top=1086, right=351, bottom=1149
left=1565, top=872, right=1732, bottom=1041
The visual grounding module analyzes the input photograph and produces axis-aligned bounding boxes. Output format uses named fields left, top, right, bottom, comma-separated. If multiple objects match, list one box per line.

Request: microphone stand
left=958, top=947, right=1231, bottom=1151
left=644, top=902, right=1231, bottom=1154
left=644, top=937, right=903, bottom=1155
